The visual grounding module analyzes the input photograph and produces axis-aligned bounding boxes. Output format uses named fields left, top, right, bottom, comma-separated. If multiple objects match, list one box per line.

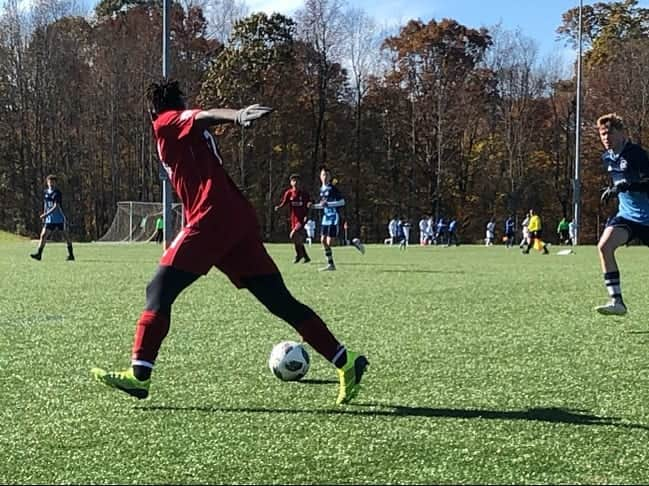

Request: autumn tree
left=383, top=18, right=492, bottom=220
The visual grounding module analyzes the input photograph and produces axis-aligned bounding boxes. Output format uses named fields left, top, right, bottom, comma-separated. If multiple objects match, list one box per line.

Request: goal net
left=99, top=201, right=184, bottom=242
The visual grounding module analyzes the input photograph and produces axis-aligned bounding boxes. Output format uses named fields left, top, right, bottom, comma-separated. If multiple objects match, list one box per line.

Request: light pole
left=161, top=0, right=173, bottom=248
left=573, top=0, right=583, bottom=245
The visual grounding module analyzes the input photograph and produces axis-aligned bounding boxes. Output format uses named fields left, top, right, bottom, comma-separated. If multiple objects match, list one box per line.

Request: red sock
left=131, top=310, right=170, bottom=364
left=295, top=315, right=345, bottom=366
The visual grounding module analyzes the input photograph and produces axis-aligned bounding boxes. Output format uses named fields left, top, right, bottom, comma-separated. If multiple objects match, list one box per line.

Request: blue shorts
left=45, top=223, right=64, bottom=231
left=607, top=216, right=649, bottom=246
left=321, top=224, right=338, bottom=238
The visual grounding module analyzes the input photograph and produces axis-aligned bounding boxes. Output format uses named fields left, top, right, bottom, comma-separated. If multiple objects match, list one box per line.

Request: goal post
left=99, top=201, right=183, bottom=242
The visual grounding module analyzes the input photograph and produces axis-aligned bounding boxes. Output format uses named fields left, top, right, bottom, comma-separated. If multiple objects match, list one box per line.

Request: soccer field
left=1, top=241, right=649, bottom=484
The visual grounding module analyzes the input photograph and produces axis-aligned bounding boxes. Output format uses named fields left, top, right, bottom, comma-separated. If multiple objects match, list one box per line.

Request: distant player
left=485, top=218, right=495, bottom=246
left=596, top=113, right=649, bottom=315
left=398, top=219, right=410, bottom=250
left=522, top=209, right=549, bottom=254
left=435, top=217, right=447, bottom=245
left=150, top=216, right=164, bottom=244
left=30, top=174, right=75, bottom=261
left=312, top=167, right=364, bottom=271
left=305, top=219, right=316, bottom=246
left=426, top=216, right=435, bottom=244
left=504, top=216, right=515, bottom=248
left=91, top=80, right=368, bottom=405
left=519, top=213, right=530, bottom=249
left=387, top=216, right=398, bottom=245
left=446, top=218, right=459, bottom=246
left=418, top=215, right=428, bottom=245
left=557, top=217, right=570, bottom=245
left=568, top=220, right=576, bottom=246
left=275, top=174, right=311, bottom=264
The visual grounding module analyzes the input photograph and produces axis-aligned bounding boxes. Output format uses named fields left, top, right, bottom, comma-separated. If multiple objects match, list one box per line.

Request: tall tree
left=342, top=7, right=379, bottom=232
left=383, top=18, right=492, bottom=218
left=296, top=0, right=347, bottom=183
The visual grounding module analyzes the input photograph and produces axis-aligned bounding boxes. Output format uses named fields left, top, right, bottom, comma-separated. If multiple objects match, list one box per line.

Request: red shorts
left=160, top=227, right=279, bottom=288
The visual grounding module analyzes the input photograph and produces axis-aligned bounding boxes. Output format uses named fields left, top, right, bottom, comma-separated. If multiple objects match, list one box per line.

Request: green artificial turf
left=1, top=241, right=648, bottom=484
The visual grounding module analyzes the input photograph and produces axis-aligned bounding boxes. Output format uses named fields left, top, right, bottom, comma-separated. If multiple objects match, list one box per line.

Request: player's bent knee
left=598, top=236, right=623, bottom=257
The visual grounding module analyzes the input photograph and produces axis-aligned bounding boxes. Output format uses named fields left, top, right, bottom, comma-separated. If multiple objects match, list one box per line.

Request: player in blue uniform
left=597, top=113, right=649, bottom=315
left=504, top=216, right=515, bottom=248
left=30, top=175, right=75, bottom=261
left=446, top=218, right=459, bottom=246
left=435, top=217, right=447, bottom=245
left=311, top=167, right=364, bottom=271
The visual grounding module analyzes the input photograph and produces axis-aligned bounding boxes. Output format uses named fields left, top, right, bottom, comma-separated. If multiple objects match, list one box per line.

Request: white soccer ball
left=269, top=341, right=310, bottom=381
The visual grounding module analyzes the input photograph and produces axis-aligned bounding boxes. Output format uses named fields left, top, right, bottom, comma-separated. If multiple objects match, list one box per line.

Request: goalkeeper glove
left=600, top=181, right=630, bottom=203
left=235, top=104, right=272, bottom=127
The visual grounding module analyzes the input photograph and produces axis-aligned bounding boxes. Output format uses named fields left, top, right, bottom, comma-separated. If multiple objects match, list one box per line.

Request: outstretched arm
left=194, top=109, right=239, bottom=129
left=194, top=105, right=272, bottom=131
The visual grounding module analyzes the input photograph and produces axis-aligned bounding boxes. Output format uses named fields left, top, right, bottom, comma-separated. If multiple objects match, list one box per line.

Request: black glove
left=600, top=181, right=630, bottom=203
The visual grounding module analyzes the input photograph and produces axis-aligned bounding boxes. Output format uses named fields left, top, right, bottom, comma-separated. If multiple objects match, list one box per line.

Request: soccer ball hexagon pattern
left=268, top=341, right=310, bottom=381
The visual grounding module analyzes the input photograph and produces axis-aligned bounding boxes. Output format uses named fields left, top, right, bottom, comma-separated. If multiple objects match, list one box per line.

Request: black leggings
left=145, top=266, right=200, bottom=316
left=145, top=266, right=314, bottom=327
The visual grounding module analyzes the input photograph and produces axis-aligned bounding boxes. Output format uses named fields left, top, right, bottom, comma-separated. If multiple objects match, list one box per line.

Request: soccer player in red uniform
left=275, top=174, right=311, bottom=264
left=91, top=80, right=368, bottom=405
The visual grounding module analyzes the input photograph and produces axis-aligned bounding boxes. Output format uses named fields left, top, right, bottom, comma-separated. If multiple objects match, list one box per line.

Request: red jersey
left=278, top=188, right=310, bottom=228
left=153, top=109, right=258, bottom=239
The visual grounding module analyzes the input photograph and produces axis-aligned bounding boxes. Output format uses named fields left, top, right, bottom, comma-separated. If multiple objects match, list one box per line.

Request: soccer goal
left=99, top=201, right=184, bottom=242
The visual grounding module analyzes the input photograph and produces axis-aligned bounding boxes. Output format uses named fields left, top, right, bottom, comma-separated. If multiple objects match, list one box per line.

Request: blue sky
left=247, top=0, right=649, bottom=61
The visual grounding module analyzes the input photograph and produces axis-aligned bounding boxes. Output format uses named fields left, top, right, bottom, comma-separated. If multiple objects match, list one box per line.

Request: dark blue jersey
left=602, top=141, right=649, bottom=225
left=318, top=184, right=344, bottom=226
left=505, top=218, right=515, bottom=234
left=44, top=188, right=64, bottom=224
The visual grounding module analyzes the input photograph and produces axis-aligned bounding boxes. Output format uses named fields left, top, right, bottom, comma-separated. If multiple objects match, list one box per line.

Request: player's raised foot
left=303, top=255, right=311, bottom=263
left=293, top=255, right=303, bottom=264
left=336, top=351, right=369, bottom=405
left=319, top=264, right=336, bottom=272
left=30, top=252, right=41, bottom=261
left=595, top=301, right=627, bottom=316
left=351, top=238, right=365, bottom=255
left=91, top=367, right=150, bottom=399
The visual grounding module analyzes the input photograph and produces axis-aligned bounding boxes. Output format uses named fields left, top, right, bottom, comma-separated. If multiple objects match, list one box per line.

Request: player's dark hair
left=319, top=166, right=330, bottom=173
left=146, top=79, right=185, bottom=116
left=289, top=173, right=300, bottom=180
left=46, top=174, right=56, bottom=182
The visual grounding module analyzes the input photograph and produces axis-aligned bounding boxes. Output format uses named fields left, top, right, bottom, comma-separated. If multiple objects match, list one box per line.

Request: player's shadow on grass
left=355, top=404, right=649, bottom=431
left=136, top=403, right=649, bottom=431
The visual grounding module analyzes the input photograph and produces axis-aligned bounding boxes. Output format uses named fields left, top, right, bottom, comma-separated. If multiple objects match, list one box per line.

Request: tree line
left=1, top=0, right=647, bottom=243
